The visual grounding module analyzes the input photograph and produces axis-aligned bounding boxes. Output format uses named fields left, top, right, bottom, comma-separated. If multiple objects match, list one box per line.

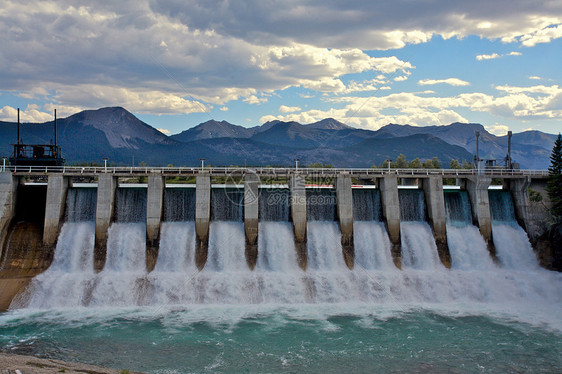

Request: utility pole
left=474, top=131, right=480, bottom=168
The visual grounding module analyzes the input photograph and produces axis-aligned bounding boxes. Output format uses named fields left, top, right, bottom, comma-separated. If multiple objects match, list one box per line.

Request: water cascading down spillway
left=306, top=188, right=345, bottom=270
left=4, top=174, right=562, bottom=310
left=398, top=189, right=442, bottom=269
left=352, top=189, right=395, bottom=270
left=207, top=187, right=246, bottom=271
left=147, top=187, right=197, bottom=305
left=12, top=187, right=97, bottom=308
left=255, top=187, right=308, bottom=303
left=488, top=190, right=540, bottom=270
left=90, top=187, right=148, bottom=305
left=444, top=190, right=496, bottom=269
left=158, top=187, right=196, bottom=275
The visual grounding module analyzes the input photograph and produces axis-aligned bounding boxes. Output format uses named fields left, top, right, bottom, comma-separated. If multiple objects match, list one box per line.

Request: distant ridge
left=0, top=107, right=556, bottom=168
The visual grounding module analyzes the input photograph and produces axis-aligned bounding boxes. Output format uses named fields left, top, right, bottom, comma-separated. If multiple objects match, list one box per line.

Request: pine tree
left=547, top=133, right=562, bottom=221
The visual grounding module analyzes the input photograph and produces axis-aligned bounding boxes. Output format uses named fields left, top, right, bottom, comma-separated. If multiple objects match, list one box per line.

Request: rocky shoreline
left=0, top=352, right=143, bottom=374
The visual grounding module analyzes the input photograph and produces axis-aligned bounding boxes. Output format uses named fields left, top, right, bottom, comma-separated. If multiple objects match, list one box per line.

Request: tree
left=422, top=159, right=434, bottom=169
left=449, top=159, right=460, bottom=169
left=547, top=133, right=562, bottom=221
left=409, top=158, right=422, bottom=168
left=461, top=160, right=472, bottom=169
left=395, top=154, right=408, bottom=168
left=431, top=156, right=441, bottom=169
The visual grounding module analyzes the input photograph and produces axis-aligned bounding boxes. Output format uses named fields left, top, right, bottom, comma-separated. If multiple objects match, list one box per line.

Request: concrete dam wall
left=0, top=170, right=552, bottom=309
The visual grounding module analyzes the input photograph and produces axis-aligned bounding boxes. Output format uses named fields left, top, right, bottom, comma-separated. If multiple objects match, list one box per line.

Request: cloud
left=519, top=24, right=562, bottom=47
left=150, top=0, right=562, bottom=49
left=157, top=128, right=171, bottom=134
left=243, top=95, right=268, bottom=105
left=476, top=53, right=500, bottom=60
left=486, top=124, right=509, bottom=135
left=48, top=84, right=210, bottom=115
left=0, top=105, right=52, bottom=122
left=0, top=0, right=561, bottom=121
left=418, top=78, right=470, bottom=86
left=300, top=83, right=562, bottom=129
left=219, top=106, right=229, bottom=111
left=279, top=105, right=302, bottom=113
left=476, top=51, right=522, bottom=60
left=529, top=76, right=542, bottom=80
left=340, top=78, right=388, bottom=94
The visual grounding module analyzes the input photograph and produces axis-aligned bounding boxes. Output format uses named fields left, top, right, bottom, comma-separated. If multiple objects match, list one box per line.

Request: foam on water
left=5, top=188, right=562, bottom=372
left=12, top=216, right=562, bottom=309
left=353, top=221, right=394, bottom=270
left=493, top=223, right=541, bottom=270
left=153, top=222, right=196, bottom=272
left=103, top=223, right=147, bottom=272
left=7, top=197, right=561, bottom=319
left=400, top=221, right=442, bottom=270
left=13, top=222, right=95, bottom=308
left=306, top=221, right=346, bottom=271
left=257, top=222, right=298, bottom=272
left=87, top=223, right=148, bottom=306
left=206, top=221, right=247, bottom=272
left=447, top=225, right=496, bottom=270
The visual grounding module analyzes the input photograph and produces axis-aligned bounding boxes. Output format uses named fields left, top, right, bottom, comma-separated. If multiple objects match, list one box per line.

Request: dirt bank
left=0, top=352, right=143, bottom=374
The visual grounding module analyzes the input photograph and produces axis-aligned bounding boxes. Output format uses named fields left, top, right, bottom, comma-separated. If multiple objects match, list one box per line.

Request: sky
left=0, top=0, right=561, bottom=136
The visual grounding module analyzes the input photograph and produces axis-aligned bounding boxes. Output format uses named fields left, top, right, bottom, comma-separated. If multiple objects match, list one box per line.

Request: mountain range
left=0, top=107, right=557, bottom=169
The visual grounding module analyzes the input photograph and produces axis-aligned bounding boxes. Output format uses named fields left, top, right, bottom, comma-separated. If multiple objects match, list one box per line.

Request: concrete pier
left=146, top=174, right=164, bottom=272
left=378, top=176, right=401, bottom=268
left=43, top=174, right=69, bottom=248
left=465, top=176, right=495, bottom=258
left=336, top=174, right=354, bottom=269
left=94, top=174, right=117, bottom=271
left=244, top=173, right=259, bottom=270
left=290, top=174, right=307, bottom=270
left=508, top=177, right=531, bottom=232
left=0, top=173, right=18, bottom=256
left=195, top=173, right=211, bottom=270
left=422, top=176, right=451, bottom=268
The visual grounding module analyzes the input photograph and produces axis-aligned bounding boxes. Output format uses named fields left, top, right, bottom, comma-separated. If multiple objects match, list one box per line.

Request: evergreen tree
left=422, top=159, right=433, bottom=169
left=449, top=159, right=460, bottom=169
left=431, top=157, right=441, bottom=169
left=409, top=158, right=422, bottom=168
left=395, top=154, right=408, bottom=168
left=547, top=133, right=562, bottom=221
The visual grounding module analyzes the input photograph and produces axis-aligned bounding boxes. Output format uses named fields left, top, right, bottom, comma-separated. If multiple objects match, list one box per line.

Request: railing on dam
left=0, top=165, right=550, bottom=178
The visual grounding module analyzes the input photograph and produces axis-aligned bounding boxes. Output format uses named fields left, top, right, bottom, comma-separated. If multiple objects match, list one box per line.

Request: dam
left=1, top=166, right=561, bottom=372
left=0, top=165, right=553, bottom=309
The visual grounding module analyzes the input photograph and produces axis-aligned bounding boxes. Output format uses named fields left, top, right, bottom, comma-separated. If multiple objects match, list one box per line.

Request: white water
left=154, top=222, right=196, bottom=272
left=254, top=222, right=308, bottom=303
left=353, top=221, right=394, bottom=270
left=17, top=222, right=95, bottom=308
left=87, top=223, right=148, bottom=306
left=12, top=215, right=562, bottom=313
left=103, top=223, right=147, bottom=272
left=306, top=221, right=347, bottom=271
left=47, top=222, right=95, bottom=273
left=400, top=222, right=442, bottom=270
left=447, top=225, right=496, bottom=270
left=257, top=222, right=299, bottom=272
left=206, top=221, right=247, bottom=272
left=492, top=223, right=541, bottom=270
